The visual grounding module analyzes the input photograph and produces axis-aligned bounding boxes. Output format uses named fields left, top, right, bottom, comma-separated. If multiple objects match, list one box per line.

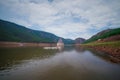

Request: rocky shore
left=91, top=46, right=120, bottom=58
left=81, top=41, right=120, bottom=63
left=88, top=46, right=120, bottom=63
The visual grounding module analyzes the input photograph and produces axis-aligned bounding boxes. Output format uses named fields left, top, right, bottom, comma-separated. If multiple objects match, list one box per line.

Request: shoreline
left=86, top=46, right=120, bottom=63
left=81, top=41, right=120, bottom=63
left=0, top=41, right=56, bottom=47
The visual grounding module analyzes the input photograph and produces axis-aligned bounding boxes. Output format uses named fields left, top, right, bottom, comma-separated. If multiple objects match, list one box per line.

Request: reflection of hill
left=63, top=46, right=74, bottom=51
left=74, top=45, right=87, bottom=53
left=88, top=48, right=120, bottom=63
left=0, top=47, right=58, bottom=70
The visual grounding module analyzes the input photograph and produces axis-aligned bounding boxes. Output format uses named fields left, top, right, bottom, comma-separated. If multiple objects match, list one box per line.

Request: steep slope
left=0, top=19, right=74, bottom=44
left=84, top=28, right=120, bottom=43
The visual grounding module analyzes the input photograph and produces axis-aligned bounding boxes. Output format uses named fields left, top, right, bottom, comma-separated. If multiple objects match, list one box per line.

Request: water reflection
left=57, top=46, right=64, bottom=51
left=88, top=48, right=120, bottom=63
left=0, top=47, right=120, bottom=80
left=0, top=47, right=58, bottom=70
left=74, top=45, right=86, bottom=52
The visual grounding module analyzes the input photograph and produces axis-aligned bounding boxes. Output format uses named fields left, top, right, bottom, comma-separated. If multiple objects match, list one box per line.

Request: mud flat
left=0, top=42, right=56, bottom=47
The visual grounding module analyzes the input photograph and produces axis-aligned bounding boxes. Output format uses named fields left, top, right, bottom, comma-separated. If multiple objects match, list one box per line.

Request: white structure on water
left=43, top=38, right=64, bottom=50
left=57, top=38, right=64, bottom=49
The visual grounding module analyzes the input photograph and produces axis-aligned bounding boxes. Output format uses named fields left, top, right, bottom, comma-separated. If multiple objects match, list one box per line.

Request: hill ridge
left=0, top=19, right=74, bottom=44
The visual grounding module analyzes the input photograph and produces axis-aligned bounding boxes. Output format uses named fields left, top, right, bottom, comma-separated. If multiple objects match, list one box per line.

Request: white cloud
left=0, top=0, right=120, bottom=39
left=43, top=22, right=91, bottom=39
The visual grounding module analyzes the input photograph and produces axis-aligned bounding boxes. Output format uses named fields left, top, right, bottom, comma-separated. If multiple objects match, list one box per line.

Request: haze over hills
left=0, top=19, right=75, bottom=44
left=84, top=28, right=120, bottom=43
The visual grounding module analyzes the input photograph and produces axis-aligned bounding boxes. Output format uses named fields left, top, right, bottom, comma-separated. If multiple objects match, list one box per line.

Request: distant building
left=97, top=39, right=103, bottom=42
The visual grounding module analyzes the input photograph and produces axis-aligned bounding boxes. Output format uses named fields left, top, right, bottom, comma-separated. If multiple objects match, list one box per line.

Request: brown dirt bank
left=83, top=46, right=120, bottom=63
left=0, top=42, right=56, bottom=47
left=97, top=34, right=120, bottom=42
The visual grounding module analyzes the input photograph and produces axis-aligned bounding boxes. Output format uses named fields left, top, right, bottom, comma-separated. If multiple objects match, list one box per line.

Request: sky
left=0, top=0, right=120, bottom=39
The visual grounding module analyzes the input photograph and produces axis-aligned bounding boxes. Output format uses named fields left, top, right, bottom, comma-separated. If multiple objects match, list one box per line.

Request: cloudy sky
left=0, top=0, right=120, bottom=39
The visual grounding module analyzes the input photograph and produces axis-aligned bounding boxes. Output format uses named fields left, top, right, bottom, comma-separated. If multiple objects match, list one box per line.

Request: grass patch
left=81, top=41, right=120, bottom=48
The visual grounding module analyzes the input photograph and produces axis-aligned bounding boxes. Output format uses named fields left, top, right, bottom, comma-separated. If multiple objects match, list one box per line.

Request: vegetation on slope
left=84, top=28, right=120, bottom=43
left=0, top=19, right=74, bottom=44
left=82, top=41, right=120, bottom=48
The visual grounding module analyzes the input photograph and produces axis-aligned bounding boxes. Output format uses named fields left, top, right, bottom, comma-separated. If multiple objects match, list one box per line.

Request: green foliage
left=0, top=19, right=74, bottom=44
left=82, top=41, right=120, bottom=48
left=84, top=28, right=120, bottom=43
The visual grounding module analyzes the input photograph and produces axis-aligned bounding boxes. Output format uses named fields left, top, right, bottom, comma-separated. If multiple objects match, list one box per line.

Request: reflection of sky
left=1, top=48, right=120, bottom=80
left=0, top=0, right=120, bottom=39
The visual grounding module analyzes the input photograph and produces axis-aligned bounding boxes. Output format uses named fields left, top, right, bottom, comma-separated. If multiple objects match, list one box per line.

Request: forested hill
left=0, top=19, right=74, bottom=44
left=84, top=28, right=120, bottom=43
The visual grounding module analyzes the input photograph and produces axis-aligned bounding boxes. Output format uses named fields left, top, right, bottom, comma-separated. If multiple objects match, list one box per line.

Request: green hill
left=84, top=28, right=120, bottom=43
left=0, top=19, right=74, bottom=44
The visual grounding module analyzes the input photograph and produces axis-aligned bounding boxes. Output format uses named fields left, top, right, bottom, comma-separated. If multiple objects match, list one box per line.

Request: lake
left=0, top=46, right=120, bottom=80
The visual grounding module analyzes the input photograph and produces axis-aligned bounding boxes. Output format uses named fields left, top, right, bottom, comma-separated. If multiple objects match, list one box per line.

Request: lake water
left=0, top=46, right=120, bottom=80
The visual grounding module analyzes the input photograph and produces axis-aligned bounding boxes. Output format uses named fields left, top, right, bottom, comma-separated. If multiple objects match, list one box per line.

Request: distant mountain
left=75, top=38, right=86, bottom=44
left=84, top=28, right=120, bottom=43
left=0, top=19, right=74, bottom=44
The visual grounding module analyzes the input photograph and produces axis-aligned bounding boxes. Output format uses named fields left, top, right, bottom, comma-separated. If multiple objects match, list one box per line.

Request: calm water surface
left=0, top=46, right=120, bottom=80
